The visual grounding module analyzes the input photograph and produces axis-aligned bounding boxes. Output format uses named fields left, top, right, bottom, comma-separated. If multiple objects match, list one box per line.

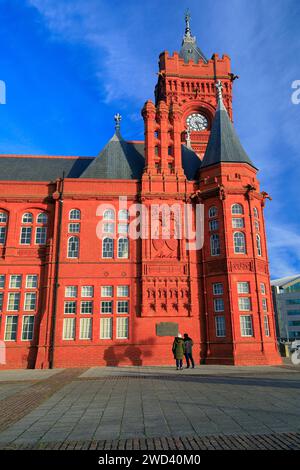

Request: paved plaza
left=0, top=362, right=299, bottom=450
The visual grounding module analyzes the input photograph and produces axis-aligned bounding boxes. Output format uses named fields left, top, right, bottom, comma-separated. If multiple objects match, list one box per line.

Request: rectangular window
left=117, top=300, right=129, bottom=314
left=118, top=224, right=128, bottom=234
left=63, top=318, right=75, bottom=340
left=68, top=223, right=80, bottom=233
left=20, top=227, right=32, bottom=245
left=5, top=316, right=18, bottom=341
left=117, top=286, right=129, bottom=297
left=262, top=297, right=268, bottom=311
left=287, top=310, right=300, bottom=316
left=0, top=275, right=5, bottom=289
left=9, top=275, right=22, bottom=289
left=215, top=316, right=226, bottom=337
left=237, top=282, right=250, bottom=294
left=116, top=317, right=129, bottom=339
left=35, top=227, right=47, bottom=245
left=101, top=301, right=112, bottom=314
left=24, top=292, right=36, bottom=311
left=80, top=317, right=92, bottom=339
left=238, top=297, right=251, bottom=311
left=104, top=223, right=114, bottom=233
left=65, top=286, right=77, bottom=298
left=240, top=315, right=253, bottom=337
left=80, top=301, right=93, bottom=314
left=232, top=218, right=245, bottom=228
left=214, top=298, right=224, bottom=312
left=0, top=292, right=3, bottom=312
left=26, top=275, right=38, bottom=289
left=286, top=299, right=300, bottom=305
left=7, top=293, right=20, bottom=311
left=101, top=286, right=113, bottom=297
left=100, top=317, right=113, bottom=339
left=64, top=301, right=76, bottom=314
left=260, top=283, right=266, bottom=294
left=264, top=315, right=270, bottom=337
left=22, top=316, right=34, bottom=341
left=209, top=220, right=219, bottom=232
left=213, top=283, right=223, bottom=295
left=81, top=286, right=94, bottom=298
left=0, top=227, right=6, bottom=244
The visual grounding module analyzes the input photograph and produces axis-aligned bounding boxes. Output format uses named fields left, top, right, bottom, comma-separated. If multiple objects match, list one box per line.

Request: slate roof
left=201, top=96, right=256, bottom=169
left=270, top=275, right=300, bottom=287
left=0, top=140, right=201, bottom=182
left=179, top=37, right=208, bottom=64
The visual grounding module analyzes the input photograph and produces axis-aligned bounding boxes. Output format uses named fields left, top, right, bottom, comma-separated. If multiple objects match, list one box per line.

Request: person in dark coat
left=183, top=333, right=195, bottom=368
left=172, top=333, right=185, bottom=370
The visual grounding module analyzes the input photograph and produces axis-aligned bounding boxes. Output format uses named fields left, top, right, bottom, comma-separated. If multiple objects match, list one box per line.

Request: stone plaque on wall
left=156, top=322, right=178, bottom=337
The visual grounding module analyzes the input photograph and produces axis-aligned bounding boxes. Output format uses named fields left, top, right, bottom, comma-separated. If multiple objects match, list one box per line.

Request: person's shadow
left=103, top=346, right=119, bottom=366
left=124, top=346, right=142, bottom=366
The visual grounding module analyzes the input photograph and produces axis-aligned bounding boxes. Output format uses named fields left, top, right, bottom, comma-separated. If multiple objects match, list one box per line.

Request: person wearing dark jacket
left=172, top=333, right=185, bottom=370
left=183, top=333, right=195, bottom=368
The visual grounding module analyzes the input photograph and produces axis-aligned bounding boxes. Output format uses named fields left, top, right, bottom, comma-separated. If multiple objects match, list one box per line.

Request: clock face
left=186, top=113, right=208, bottom=131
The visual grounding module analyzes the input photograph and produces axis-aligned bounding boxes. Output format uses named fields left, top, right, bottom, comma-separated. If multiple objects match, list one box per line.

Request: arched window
left=210, top=234, right=220, bottom=256
left=118, top=209, right=129, bottom=220
left=254, top=220, right=260, bottom=232
left=102, top=237, right=114, bottom=258
left=35, top=213, right=48, bottom=245
left=20, top=212, right=33, bottom=245
left=256, top=234, right=262, bottom=256
left=68, top=236, right=79, bottom=258
left=234, top=232, right=246, bottom=254
left=37, top=213, right=48, bottom=224
left=208, top=206, right=218, bottom=218
left=22, top=212, right=33, bottom=224
left=118, top=238, right=129, bottom=259
left=231, top=204, right=243, bottom=215
left=0, top=211, right=8, bottom=245
left=103, top=209, right=115, bottom=220
left=253, top=207, right=259, bottom=219
left=69, top=209, right=81, bottom=220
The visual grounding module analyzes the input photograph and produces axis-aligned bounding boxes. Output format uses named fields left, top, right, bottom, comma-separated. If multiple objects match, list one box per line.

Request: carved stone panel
left=156, top=322, right=178, bottom=337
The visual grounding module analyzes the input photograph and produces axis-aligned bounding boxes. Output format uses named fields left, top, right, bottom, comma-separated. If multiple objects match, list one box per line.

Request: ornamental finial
left=184, top=9, right=192, bottom=37
left=114, top=113, right=122, bottom=131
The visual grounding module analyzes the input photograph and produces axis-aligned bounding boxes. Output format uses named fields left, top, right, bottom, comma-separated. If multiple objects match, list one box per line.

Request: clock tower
left=151, top=10, right=233, bottom=160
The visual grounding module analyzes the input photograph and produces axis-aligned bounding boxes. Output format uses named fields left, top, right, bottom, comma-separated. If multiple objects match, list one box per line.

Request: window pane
left=9, top=275, right=22, bottom=288
left=0, top=212, right=7, bottom=223
left=0, top=227, right=6, bottom=244
left=264, top=315, right=270, bottom=336
left=118, top=238, right=129, bottom=258
left=103, top=209, right=115, bottom=220
left=237, top=282, right=250, bottom=294
left=24, top=293, right=36, bottom=311
left=68, top=223, right=80, bottom=233
left=240, top=315, right=253, bottom=337
left=101, top=286, right=113, bottom=297
left=116, top=317, right=129, bottom=339
left=35, top=227, right=47, bottom=245
left=100, top=318, right=112, bottom=339
left=80, top=301, right=93, bottom=314
left=232, top=218, right=244, bottom=228
left=238, top=297, right=251, bottom=311
left=36, top=213, right=48, bottom=224
left=118, top=210, right=129, bottom=221
left=22, top=316, right=34, bottom=340
left=256, top=235, right=262, bottom=256
left=65, top=286, right=77, bottom=298
left=26, top=275, right=38, bottom=289
left=81, top=286, right=94, bottom=298
left=0, top=292, right=3, bottom=312
left=117, top=286, right=129, bottom=297
left=262, top=298, right=268, bottom=311
left=213, top=283, right=223, bottom=295
left=234, top=232, right=246, bottom=254
left=101, top=301, right=112, bottom=314
left=22, top=213, right=33, bottom=223
left=231, top=204, right=243, bottom=215
left=210, top=234, right=220, bottom=256
left=215, top=316, right=226, bottom=337
left=63, top=318, right=75, bottom=340
left=117, top=300, right=129, bottom=314
left=5, top=316, right=18, bottom=341
left=104, top=223, right=115, bottom=233
left=208, top=206, right=217, bottom=218
left=7, top=293, right=20, bottom=311
left=80, top=318, right=92, bottom=339
left=64, top=301, right=76, bottom=314
left=260, top=283, right=266, bottom=294
left=0, top=275, right=5, bottom=288
left=209, top=220, right=219, bottom=231
left=20, top=227, right=32, bottom=244
left=102, top=238, right=113, bottom=258
left=214, top=298, right=224, bottom=312
left=68, top=237, right=79, bottom=258
left=69, top=209, right=81, bottom=220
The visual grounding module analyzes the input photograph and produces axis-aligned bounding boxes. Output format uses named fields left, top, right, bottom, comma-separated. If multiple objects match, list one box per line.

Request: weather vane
left=185, top=9, right=191, bottom=37
left=114, top=113, right=122, bottom=130
left=215, top=80, right=223, bottom=100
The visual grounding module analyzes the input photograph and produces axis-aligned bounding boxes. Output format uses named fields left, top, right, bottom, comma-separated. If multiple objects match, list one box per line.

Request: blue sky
left=0, top=0, right=300, bottom=279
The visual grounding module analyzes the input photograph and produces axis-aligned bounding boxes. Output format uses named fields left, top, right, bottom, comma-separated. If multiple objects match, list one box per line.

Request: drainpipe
left=49, top=173, right=65, bottom=369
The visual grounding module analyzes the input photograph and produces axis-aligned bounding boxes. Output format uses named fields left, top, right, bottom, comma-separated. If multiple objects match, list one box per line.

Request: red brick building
left=0, top=15, right=281, bottom=369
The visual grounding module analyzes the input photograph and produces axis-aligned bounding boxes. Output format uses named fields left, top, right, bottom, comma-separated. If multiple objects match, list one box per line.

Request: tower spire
left=179, top=10, right=207, bottom=64
left=184, top=9, right=192, bottom=38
